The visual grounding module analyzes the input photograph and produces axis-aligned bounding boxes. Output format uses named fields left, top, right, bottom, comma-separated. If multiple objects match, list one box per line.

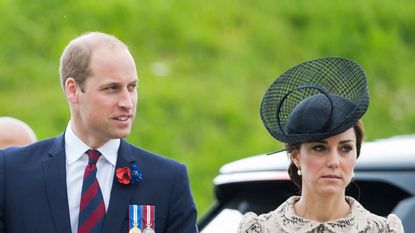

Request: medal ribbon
left=129, top=205, right=142, bottom=230
left=142, top=205, right=155, bottom=230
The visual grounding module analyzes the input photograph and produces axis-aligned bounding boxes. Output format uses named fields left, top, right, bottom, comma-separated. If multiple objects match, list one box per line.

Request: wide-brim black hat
left=260, top=57, right=369, bottom=144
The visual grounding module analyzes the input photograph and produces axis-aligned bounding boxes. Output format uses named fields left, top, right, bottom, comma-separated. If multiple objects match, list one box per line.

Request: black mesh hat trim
left=260, top=57, right=369, bottom=144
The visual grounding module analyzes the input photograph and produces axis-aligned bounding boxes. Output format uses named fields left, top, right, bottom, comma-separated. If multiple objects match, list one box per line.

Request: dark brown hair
left=286, top=120, right=364, bottom=189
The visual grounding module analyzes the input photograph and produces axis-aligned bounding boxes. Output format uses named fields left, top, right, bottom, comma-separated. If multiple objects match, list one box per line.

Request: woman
left=238, top=57, right=404, bottom=233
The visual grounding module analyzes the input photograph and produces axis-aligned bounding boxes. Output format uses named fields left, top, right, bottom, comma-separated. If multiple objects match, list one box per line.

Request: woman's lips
left=321, top=174, right=341, bottom=179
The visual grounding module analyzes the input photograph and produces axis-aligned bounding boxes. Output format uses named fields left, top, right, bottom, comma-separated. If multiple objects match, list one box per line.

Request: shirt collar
left=276, top=196, right=361, bottom=233
left=65, top=121, right=120, bottom=167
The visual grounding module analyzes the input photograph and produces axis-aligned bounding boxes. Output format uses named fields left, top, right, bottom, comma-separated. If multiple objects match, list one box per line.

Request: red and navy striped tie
left=78, top=149, right=106, bottom=233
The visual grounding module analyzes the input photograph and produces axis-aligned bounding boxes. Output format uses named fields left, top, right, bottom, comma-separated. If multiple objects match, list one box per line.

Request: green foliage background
left=2, top=0, right=415, bottom=216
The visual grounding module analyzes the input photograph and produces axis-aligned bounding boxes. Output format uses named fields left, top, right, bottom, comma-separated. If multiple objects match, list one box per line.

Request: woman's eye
left=340, top=145, right=353, bottom=153
left=313, top=145, right=326, bottom=152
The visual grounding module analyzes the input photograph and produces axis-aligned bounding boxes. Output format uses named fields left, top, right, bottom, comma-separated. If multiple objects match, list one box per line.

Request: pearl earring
left=352, top=172, right=355, bottom=178
left=297, top=169, right=302, bottom=176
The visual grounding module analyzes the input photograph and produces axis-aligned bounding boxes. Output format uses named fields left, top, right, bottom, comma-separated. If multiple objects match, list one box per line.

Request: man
left=0, top=32, right=198, bottom=233
left=0, top=117, right=37, bottom=149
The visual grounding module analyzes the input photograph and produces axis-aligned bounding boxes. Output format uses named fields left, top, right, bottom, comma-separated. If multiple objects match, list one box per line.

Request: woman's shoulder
left=350, top=197, right=404, bottom=233
left=362, top=212, right=404, bottom=233
left=238, top=210, right=278, bottom=233
left=237, top=197, right=298, bottom=233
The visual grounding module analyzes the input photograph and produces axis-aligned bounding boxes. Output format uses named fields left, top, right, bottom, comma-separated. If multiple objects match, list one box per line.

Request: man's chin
left=110, top=129, right=132, bottom=139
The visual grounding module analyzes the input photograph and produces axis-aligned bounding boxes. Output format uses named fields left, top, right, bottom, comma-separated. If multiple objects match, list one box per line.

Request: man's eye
left=128, top=84, right=137, bottom=91
left=105, top=86, right=118, bottom=91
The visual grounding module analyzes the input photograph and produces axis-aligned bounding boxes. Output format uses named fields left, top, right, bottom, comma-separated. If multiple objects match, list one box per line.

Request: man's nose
left=118, top=88, right=135, bottom=109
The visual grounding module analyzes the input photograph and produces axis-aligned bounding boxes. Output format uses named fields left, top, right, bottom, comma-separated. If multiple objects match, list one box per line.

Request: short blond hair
left=59, top=32, right=128, bottom=90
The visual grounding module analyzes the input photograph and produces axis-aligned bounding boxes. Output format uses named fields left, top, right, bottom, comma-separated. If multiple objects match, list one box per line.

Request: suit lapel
left=102, top=140, right=138, bottom=233
left=42, top=133, right=72, bottom=233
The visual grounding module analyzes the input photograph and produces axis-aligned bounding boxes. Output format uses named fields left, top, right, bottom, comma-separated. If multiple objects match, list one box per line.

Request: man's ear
left=65, top=78, right=80, bottom=104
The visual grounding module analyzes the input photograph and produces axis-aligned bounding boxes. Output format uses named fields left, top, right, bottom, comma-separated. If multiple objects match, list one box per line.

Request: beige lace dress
left=238, top=196, right=404, bottom=233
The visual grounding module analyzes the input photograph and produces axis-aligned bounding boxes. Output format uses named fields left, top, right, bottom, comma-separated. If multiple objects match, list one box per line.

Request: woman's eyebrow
left=312, top=140, right=328, bottom=144
left=339, top=139, right=354, bottom=144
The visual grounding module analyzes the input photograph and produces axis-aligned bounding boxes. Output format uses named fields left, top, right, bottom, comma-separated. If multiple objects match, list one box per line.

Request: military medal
left=129, top=225, right=141, bottom=233
left=129, top=204, right=155, bottom=233
left=143, top=226, right=155, bottom=233
left=129, top=205, right=142, bottom=233
left=142, top=205, right=155, bottom=233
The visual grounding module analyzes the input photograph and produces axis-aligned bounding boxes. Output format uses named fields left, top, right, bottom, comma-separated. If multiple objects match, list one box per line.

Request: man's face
left=72, top=46, right=138, bottom=147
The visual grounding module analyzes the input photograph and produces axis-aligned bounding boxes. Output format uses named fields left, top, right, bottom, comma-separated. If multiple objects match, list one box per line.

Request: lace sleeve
left=237, top=212, right=262, bottom=233
left=386, top=214, right=404, bottom=233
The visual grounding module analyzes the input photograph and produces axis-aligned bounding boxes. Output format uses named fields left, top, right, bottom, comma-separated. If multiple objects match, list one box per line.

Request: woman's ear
left=290, top=149, right=301, bottom=169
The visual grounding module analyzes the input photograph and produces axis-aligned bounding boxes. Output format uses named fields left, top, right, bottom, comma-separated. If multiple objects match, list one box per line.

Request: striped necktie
left=78, top=149, right=106, bottom=233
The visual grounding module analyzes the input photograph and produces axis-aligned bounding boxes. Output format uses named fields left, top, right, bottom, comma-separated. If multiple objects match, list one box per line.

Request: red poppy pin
left=116, top=164, right=142, bottom=185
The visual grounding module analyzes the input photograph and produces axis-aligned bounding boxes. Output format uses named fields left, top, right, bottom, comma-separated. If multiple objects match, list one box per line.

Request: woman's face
left=291, top=128, right=357, bottom=196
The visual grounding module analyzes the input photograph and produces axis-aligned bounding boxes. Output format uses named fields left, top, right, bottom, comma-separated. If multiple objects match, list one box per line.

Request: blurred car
left=198, top=135, right=415, bottom=233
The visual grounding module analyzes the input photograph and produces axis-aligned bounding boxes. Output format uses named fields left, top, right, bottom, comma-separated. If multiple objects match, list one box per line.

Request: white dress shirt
left=65, top=122, right=119, bottom=233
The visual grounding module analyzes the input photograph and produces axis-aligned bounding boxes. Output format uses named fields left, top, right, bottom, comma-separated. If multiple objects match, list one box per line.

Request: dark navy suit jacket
left=0, top=134, right=198, bottom=233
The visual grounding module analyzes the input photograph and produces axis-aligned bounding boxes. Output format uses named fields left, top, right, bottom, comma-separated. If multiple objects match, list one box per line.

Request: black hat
left=260, top=57, right=369, bottom=144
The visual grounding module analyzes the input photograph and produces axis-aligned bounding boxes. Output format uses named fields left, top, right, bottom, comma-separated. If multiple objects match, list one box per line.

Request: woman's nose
left=326, top=151, right=340, bottom=168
